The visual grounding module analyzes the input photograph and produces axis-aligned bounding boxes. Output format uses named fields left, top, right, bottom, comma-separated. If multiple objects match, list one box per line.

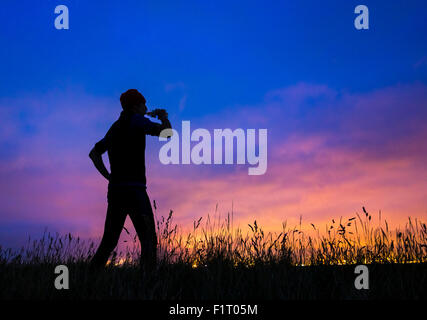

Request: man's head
left=120, top=89, right=147, bottom=115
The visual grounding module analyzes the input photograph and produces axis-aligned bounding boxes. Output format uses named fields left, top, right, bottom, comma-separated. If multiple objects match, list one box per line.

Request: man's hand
left=89, top=148, right=111, bottom=181
left=149, top=108, right=168, bottom=120
left=147, top=108, right=172, bottom=138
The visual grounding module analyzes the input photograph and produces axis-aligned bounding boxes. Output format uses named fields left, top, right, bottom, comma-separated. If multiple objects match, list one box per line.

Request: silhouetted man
left=89, top=89, right=172, bottom=273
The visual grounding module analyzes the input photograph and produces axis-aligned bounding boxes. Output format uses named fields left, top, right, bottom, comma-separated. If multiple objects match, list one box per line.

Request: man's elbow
left=89, top=147, right=98, bottom=159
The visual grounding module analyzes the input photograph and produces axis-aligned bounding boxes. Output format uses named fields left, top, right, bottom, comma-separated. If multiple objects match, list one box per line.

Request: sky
left=0, top=0, right=426, bottom=249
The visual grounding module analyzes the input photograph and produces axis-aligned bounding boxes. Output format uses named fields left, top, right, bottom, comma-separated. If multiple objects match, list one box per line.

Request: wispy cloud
left=165, top=82, right=186, bottom=93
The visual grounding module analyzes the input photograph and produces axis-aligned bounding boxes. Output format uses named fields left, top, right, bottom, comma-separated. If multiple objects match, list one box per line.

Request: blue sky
left=1, top=1, right=426, bottom=109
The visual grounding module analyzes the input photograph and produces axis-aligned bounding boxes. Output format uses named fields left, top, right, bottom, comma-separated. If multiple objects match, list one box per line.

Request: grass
left=0, top=206, right=426, bottom=300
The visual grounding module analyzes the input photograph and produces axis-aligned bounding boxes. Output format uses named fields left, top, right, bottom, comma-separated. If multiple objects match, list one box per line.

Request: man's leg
left=129, top=189, right=157, bottom=274
left=90, top=201, right=127, bottom=269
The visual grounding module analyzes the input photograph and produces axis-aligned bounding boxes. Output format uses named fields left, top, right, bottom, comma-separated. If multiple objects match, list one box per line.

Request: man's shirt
left=94, top=110, right=163, bottom=187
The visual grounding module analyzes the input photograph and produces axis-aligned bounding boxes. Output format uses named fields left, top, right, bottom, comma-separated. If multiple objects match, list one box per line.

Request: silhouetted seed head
left=363, top=206, right=368, bottom=217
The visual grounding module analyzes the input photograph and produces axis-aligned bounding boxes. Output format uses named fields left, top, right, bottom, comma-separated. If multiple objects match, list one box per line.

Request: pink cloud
left=0, top=83, right=426, bottom=249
